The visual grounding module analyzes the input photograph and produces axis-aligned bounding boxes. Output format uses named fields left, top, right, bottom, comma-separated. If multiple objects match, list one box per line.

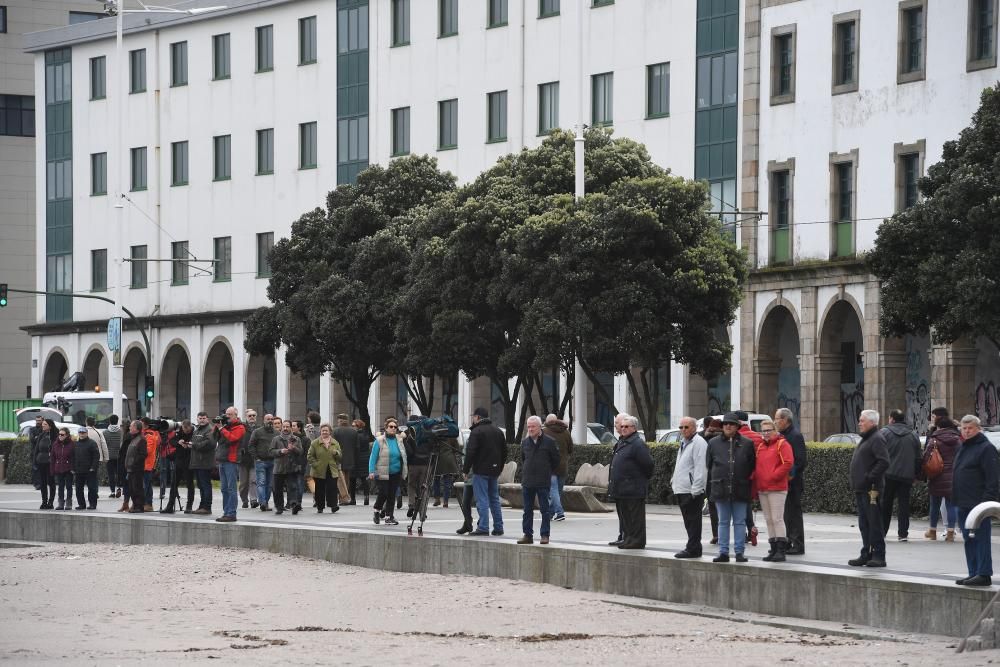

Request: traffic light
left=0, top=283, right=7, bottom=307
left=145, top=375, right=155, bottom=401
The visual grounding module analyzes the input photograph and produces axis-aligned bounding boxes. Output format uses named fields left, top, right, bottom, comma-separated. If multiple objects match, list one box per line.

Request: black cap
left=722, top=412, right=741, bottom=425
left=473, top=407, right=488, bottom=418
left=734, top=410, right=749, bottom=422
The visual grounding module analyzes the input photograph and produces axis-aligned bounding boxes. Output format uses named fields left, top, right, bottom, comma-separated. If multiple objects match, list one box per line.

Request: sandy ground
left=0, top=543, right=994, bottom=666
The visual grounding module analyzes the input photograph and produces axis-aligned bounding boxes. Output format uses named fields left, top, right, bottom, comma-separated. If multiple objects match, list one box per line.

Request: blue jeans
left=219, top=462, right=239, bottom=518
left=549, top=475, right=565, bottom=516
left=143, top=471, right=153, bottom=506
left=929, top=494, right=958, bottom=529
left=522, top=486, right=552, bottom=538
left=716, top=500, right=748, bottom=555
left=472, top=474, right=503, bottom=532
left=959, top=507, right=994, bottom=578
left=255, top=460, right=274, bottom=505
left=194, top=469, right=213, bottom=509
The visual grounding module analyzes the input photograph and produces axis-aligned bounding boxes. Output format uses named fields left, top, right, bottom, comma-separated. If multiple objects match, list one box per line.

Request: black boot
left=762, top=538, right=777, bottom=562
left=771, top=538, right=787, bottom=562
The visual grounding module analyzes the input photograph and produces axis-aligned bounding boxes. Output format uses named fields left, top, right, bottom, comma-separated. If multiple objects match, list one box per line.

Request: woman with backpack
left=755, top=417, right=794, bottom=562
left=922, top=408, right=962, bottom=541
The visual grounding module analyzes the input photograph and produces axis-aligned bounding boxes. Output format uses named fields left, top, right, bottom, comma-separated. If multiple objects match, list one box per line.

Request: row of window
left=91, top=232, right=275, bottom=292
left=769, top=0, right=997, bottom=105
left=0, top=94, right=34, bottom=137
left=392, top=0, right=614, bottom=45
left=766, top=141, right=924, bottom=264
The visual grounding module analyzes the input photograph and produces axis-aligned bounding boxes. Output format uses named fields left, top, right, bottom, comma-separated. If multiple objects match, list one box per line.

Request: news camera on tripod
left=402, top=415, right=461, bottom=536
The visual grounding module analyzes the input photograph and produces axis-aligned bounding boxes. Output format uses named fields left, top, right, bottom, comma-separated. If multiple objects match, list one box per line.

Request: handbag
left=923, top=440, right=944, bottom=479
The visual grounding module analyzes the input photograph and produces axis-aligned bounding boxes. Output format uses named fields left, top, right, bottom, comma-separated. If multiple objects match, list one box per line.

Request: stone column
left=319, top=371, right=332, bottom=423
left=816, top=354, right=844, bottom=439
left=931, top=341, right=978, bottom=418
left=870, top=348, right=908, bottom=418
left=796, top=288, right=818, bottom=440
left=274, top=347, right=289, bottom=421
left=753, top=356, right=781, bottom=417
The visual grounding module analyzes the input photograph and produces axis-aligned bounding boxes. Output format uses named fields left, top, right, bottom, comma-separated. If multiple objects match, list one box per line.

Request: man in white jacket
left=671, top=416, right=708, bottom=559
left=86, top=417, right=109, bottom=463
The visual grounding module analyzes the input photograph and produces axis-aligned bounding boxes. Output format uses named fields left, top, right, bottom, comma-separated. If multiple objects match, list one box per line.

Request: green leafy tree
left=244, top=156, right=456, bottom=427
left=869, top=84, right=1000, bottom=351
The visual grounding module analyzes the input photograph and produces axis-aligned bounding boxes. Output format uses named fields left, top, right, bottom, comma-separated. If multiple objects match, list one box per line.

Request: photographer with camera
left=140, top=418, right=161, bottom=512
left=214, top=407, right=246, bottom=522
left=162, top=419, right=195, bottom=514
left=189, top=413, right=216, bottom=515
left=271, top=419, right=303, bottom=515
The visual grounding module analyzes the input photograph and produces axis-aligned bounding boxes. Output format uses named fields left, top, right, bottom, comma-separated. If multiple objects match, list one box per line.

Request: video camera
left=147, top=417, right=179, bottom=432
left=212, top=415, right=227, bottom=425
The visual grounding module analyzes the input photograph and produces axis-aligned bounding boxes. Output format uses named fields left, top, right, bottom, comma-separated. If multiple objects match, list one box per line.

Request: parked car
left=658, top=429, right=681, bottom=444
left=696, top=412, right=771, bottom=433
left=823, top=432, right=862, bottom=445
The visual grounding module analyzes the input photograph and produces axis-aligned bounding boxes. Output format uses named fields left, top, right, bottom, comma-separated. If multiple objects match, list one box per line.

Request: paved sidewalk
left=0, top=484, right=990, bottom=584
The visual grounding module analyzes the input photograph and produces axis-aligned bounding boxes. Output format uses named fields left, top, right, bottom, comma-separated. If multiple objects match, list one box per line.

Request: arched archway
left=246, top=354, right=277, bottom=417
left=756, top=305, right=801, bottom=421
left=160, top=344, right=191, bottom=420
left=42, top=349, right=69, bottom=392
left=818, top=299, right=864, bottom=437
left=203, top=341, right=234, bottom=417
left=123, top=346, right=148, bottom=418
left=82, top=346, right=109, bottom=391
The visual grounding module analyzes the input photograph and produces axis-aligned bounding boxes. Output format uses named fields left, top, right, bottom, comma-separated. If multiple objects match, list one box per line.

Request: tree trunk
left=339, top=367, right=376, bottom=432
left=577, top=357, right=620, bottom=423
left=406, top=375, right=435, bottom=416
left=629, top=366, right=661, bottom=443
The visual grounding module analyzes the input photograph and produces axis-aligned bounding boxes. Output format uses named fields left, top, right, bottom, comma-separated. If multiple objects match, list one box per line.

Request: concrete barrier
left=0, top=509, right=990, bottom=637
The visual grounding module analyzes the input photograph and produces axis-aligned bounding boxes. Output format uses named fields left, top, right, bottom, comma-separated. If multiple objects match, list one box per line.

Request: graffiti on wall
left=905, top=382, right=931, bottom=434
left=976, top=381, right=1000, bottom=426
left=904, top=335, right=931, bottom=435
left=777, top=367, right=801, bottom=421
left=841, top=382, right=865, bottom=433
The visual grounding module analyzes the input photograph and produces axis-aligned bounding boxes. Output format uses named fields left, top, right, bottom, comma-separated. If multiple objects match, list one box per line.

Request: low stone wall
left=0, top=510, right=988, bottom=637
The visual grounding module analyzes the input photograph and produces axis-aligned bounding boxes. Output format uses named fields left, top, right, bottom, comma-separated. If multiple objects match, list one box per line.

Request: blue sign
left=107, top=317, right=122, bottom=352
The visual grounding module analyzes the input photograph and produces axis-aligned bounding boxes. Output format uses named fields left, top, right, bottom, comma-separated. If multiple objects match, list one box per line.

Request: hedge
left=2, top=437, right=931, bottom=516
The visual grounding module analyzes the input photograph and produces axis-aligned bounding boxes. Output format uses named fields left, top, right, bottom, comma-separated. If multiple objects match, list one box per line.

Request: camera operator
left=154, top=419, right=176, bottom=508
left=162, top=419, right=195, bottom=514
left=213, top=406, right=246, bottom=523
left=140, top=418, right=161, bottom=512
left=271, top=419, right=303, bottom=515
left=189, top=413, right=216, bottom=515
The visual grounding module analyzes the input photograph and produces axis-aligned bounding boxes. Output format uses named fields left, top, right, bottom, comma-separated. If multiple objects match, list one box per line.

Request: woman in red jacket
left=756, top=417, right=794, bottom=562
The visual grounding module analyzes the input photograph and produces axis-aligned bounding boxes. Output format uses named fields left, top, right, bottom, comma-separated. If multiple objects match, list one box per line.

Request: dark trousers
left=676, top=493, right=704, bottom=555
left=106, top=460, right=119, bottom=492
left=375, top=474, right=401, bottom=518
left=143, top=471, right=153, bottom=506
left=959, top=507, right=994, bottom=578
left=168, top=464, right=195, bottom=510
left=855, top=492, right=886, bottom=560
left=314, top=470, right=339, bottom=511
left=616, top=497, right=646, bottom=547
left=459, top=482, right=475, bottom=527
left=709, top=500, right=718, bottom=538
left=55, top=472, right=73, bottom=506
left=74, top=470, right=98, bottom=508
left=881, top=477, right=912, bottom=538
left=128, top=470, right=145, bottom=509
left=274, top=472, right=302, bottom=510
left=348, top=475, right=369, bottom=503
left=38, top=465, right=53, bottom=506
left=784, top=478, right=805, bottom=550
left=193, top=469, right=213, bottom=509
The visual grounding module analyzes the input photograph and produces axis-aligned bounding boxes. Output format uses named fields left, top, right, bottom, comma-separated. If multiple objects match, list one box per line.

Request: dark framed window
left=773, top=171, right=790, bottom=229
left=91, top=249, right=107, bottom=292
left=539, top=0, right=560, bottom=18
left=171, top=141, right=189, bottom=186
left=90, top=56, right=106, bottom=100
left=256, top=24, right=274, bottom=72
left=438, top=98, right=458, bottom=149
left=835, top=163, right=853, bottom=222
left=69, top=11, right=103, bottom=24
left=171, top=241, right=189, bottom=285
left=129, top=48, right=146, bottom=93
left=214, top=134, right=231, bottom=181
left=768, top=160, right=794, bottom=266
left=170, top=41, right=188, bottom=87
left=538, top=81, right=559, bottom=134
left=770, top=26, right=796, bottom=104
left=439, top=0, right=457, bottom=37
left=299, top=121, right=317, bottom=169
left=257, top=232, right=274, bottom=278
left=487, top=90, right=507, bottom=142
left=829, top=150, right=858, bottom=258
left=392, top=0, right=410, bottom=45
left=391, top=106, right=410, bottom=156
left=257, top=128, right=274, bottom=174
left=213, top=236, right=232, bottom=282
left=299, top=16, right=317, bottom=64
left=488, top=0, right=507, bottom=27
left=130, top=245, right=147, bottom=289
left=213, top=33, right=231, bottom=80
left=969, top=0, right=997, bottom=70
left=894, top=140, right=925, bottom=212
left=130, top=146, right=147, bottom=191
left=646, top=62, right=669, bottom=118
left=832, top=13, right=859, bottom=94
left=0, top=94, right=35, bottom=137
left=591, top=72, right=613, bottom=126
left=0, top=7, right=7, bottom=33
left=898, top=2, right=926, bottom=82
left=592, top=0, right=614, bottom=6
left=91, top=152, right=107, bottom=196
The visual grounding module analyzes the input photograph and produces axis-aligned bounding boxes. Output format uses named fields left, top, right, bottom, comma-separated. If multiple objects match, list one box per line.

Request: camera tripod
left=407, top=449, right=440, bottom=537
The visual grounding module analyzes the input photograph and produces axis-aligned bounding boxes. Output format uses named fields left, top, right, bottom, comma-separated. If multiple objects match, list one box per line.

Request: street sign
left=107, top=317, right=122, bottom=352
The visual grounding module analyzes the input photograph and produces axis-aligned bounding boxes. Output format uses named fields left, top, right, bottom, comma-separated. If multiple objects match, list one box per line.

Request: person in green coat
left=433, top=436, right=462, bottom=508
left=307, top=424, right=342, bottom=514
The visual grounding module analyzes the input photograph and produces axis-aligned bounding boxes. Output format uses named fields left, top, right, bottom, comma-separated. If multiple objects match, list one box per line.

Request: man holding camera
left=163, top=419, right=195, bottom=514
left=189, top=412, right=216, bottom=514
left=214, top=406, right=246, bottom=522
left=140, top=418, right=161, bottom=512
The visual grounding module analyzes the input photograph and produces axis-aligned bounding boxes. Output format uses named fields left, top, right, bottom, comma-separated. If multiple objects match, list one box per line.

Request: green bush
left=3, top=437, right=111, bottom=487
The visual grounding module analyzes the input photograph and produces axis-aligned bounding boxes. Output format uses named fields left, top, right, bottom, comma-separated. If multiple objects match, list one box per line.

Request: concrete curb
left=0, top=509, right=990, bottom=637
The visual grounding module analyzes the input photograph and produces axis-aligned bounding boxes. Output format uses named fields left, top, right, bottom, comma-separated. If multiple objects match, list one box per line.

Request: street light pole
left=572, top=3, right=588, bottom=445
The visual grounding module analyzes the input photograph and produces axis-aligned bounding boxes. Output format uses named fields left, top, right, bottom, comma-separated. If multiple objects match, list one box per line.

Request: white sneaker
left=553, top=513, right=566, bottom=521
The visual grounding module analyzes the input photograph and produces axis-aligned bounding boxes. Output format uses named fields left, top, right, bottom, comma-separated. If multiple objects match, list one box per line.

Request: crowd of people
left=25, top=401, right=997, bottom=586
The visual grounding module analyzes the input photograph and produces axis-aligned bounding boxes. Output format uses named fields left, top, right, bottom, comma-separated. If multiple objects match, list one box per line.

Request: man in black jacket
left=953, top=415, right=1000, bottom=586
left=124, top=421, right=147, bottom=513
left=775, top=408, right=807, bottom=554
left=163, top=419, right=195, bottom=514
left=238, top=409, right=259, bottom=509
left=706, top=413, right=755, bottom=562
left=880, top=410, right=923, bottom=542
left=517, top=415, right=560, bottom=545
left=848, top=410, right=890, bottom=568
left=611, top=415, right=655, bottom=549
left=72, top=426, right=100, bottom=510
left=464, top=407, right=506, bottom=536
